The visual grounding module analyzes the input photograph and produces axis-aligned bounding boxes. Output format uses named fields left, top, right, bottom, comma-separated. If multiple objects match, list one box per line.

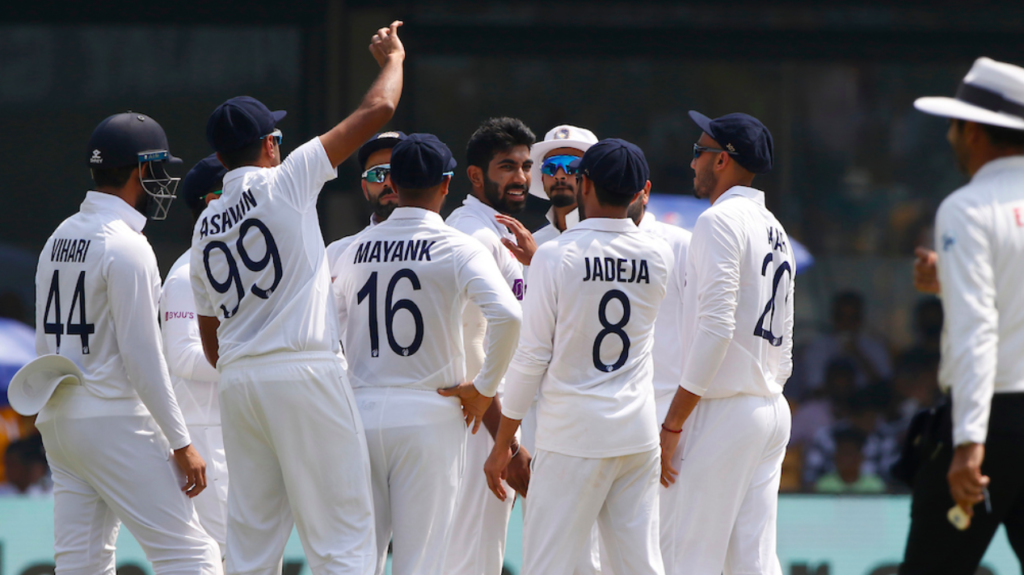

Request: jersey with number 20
left=190, top=138, right=339, bottom=367
left=679, top=186, right=795, bottom=399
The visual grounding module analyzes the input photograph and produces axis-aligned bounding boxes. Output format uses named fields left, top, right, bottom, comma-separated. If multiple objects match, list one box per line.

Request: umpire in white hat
left=901, top=56, right=1024, bottom=573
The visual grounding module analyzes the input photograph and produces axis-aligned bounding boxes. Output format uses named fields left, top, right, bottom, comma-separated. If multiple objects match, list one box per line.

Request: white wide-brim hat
left=529, top=125, right=599, bottom=199
left=7, top=354, right=83, bottom=416
left=914, top=57, right=1024, bottom=130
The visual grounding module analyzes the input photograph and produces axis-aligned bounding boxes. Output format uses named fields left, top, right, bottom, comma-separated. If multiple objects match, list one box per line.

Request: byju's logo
left=512, top=279, right=525, bottom=301
left=90, top=149, right=103, bottom=164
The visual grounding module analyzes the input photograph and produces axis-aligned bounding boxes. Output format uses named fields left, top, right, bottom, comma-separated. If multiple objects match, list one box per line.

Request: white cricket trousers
left=521, top=404, right=608, bottom=575
left=36, top=386, right=221, bottom=575
left=219, top=352, right=376, bottom=575
left=443, top=427, right=515, bottom=575
left=356, top=387, right=466, bottom=575
left=659, top=393, right=790, bottom=575
left=188, top=423, right=229, bottom=557
left=524, top=448, right=664, bottom=575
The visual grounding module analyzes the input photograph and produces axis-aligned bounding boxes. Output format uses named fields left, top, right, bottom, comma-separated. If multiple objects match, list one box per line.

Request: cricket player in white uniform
left=444, top=117, right=535, bottom=575
left=660, top=111, right=793, bottom=575
left=326, top=131, right=407, bottom=281
left=33, top=113, right=220, bottom=574
left=901, top=57, right=1024, bottom=573
left=501, top=124, right=608, bottom=575
left=334, top=133, right=522, bottom=575
left=190, top=22, right=405, bottom=575
left=486, top=138, right=672, bottom=575
left=161, top=154, right=230, bottom=556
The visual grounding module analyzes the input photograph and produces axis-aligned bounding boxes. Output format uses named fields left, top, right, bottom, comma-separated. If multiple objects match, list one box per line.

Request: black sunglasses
left=693, top=143, right=736, bottom=160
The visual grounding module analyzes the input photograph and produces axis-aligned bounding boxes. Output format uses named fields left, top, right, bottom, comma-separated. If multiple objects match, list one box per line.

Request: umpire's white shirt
left=639, top=211, right=692, bottom=405
left=161, top=252, right=220, bottom=426
left=935, top=156, right=1024, bottom=446
left=333, top=207, right=521, bottom=405
left=190, top=137, right=339, bottom=366
left=503, top=217, right=673, bottom=458
left=679, top=186, right=795, bottom=399
left=36, top=192, right=190, bottom=449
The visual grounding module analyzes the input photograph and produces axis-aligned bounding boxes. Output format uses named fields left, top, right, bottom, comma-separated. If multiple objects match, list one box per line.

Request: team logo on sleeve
left=512, top=279, right=524, bottom=301
left=942, top=232, right=956, bottom=251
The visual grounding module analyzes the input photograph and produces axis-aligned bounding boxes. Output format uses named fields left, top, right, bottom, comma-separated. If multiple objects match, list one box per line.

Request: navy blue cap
left=87, top=112, right=181, bottom=169
left=390, top=133, right=457, bottom=189
left=206, top=96, right=287, bottom=154
left=181, top=154, right=228, bottom=211
left=688, top=111, right=774, bottom=174
left=357, top=131, right=407, bottom=169
left=576, top=138, right=650, bottom=196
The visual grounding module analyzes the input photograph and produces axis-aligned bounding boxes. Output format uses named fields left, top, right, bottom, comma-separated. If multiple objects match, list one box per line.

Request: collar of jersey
left=546, top=206, right=581, bottom=231
left=82, top=191, right=147, bottom=233
left=461, top=195, right=509, bottom=236
left=639, top=210, right=657, bottom=230
left=222, top=166, right=262, bottom=189
left=714, top=185, right=765, bottom=207
left=972, top=155, right=1024, bottom=183
left=570, top=217, right=639, bottom=233
left=386, top=206, right=444, bottom=225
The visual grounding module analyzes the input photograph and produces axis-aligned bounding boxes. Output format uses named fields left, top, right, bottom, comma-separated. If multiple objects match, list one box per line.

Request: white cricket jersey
left=446, top=195, right=526, bottom=388
left=190, top=137, right=339, bottom=367
left=679, top=186, right=795, bottom=399
left=326, top=215, right=381, bottom=281
left=638, top=212, right=692, bottom=401
left=160, top=252, right=220, bottom=427
left=35, top=192, right=190, bottom=450
left=445, top=195, right=525, bottom=298
left=532, top=206, right=580, bottom=247
left=334, top=207, right=521, bottom=403
left=503, top=217, right=673, bottom=458
left=934, top=156, right=1024, bottom=446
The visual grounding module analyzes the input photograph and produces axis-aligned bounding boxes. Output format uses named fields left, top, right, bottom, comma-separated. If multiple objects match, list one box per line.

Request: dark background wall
left=2, top=0, right=1022, bottom=346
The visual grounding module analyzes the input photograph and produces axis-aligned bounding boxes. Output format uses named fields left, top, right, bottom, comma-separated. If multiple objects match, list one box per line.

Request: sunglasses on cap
left=692, top=143, right=736, bottom=160
left=362, top=164, right=391, bottom=183
left=540, top=155, right=581, bottom=177
left=261, top=128, right=283, bottom=146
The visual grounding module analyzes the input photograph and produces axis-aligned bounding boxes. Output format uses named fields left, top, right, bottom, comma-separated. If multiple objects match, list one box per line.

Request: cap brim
left=914, top=97, right=1024, bottom=130
left=528, top=139, right=594, bottom=199
left=688, top=110, right=716, bottom=138
left=272, top=110, right=288, bottom=125
left=446, top=157, right=458, bottom=172
left=7, top=355, right=83, bottom=416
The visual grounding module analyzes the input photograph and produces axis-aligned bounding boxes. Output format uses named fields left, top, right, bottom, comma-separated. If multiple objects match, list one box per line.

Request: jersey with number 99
left=190, top=138, right=339, bottom=367
left=678, top=186, right=795, bottom=400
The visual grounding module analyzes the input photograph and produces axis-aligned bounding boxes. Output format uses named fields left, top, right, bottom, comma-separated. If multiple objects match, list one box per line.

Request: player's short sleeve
left=189, top=244, right=216, bottom=317
left=271, top=137, right=338, bottom=213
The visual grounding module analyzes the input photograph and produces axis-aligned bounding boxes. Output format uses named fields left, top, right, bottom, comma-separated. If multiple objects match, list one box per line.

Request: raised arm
left=320, top=21, right=406, bottom=168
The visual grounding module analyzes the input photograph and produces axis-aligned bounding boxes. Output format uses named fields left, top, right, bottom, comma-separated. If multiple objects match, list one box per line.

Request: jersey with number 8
left=678, top=186, right=796, bottom=399
left=190, top=138, right=340, bottom=367
left=503, top=218, right=673, bottom=459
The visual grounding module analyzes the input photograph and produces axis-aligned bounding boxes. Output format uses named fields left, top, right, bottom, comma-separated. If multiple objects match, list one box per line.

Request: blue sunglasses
left=541, top=155, right=581, bottom=177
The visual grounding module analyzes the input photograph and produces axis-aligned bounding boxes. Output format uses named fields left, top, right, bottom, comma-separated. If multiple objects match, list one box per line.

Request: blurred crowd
left=0, top=288, right=941, bottom=499
left=782, top=292, right=943, bottom=494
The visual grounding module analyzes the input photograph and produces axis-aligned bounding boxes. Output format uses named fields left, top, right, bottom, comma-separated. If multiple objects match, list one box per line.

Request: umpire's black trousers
left=900, top=393, right=1024, bottom=574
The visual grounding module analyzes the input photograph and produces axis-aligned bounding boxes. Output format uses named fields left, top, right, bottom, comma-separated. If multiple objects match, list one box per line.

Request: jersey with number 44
left=679, top=186, right=795, bottom=400
left=503, top=217, right=673, bottom=459
left=35, top=192, right=190, bottom=449
left=190, top=138, right=340, bottom=367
